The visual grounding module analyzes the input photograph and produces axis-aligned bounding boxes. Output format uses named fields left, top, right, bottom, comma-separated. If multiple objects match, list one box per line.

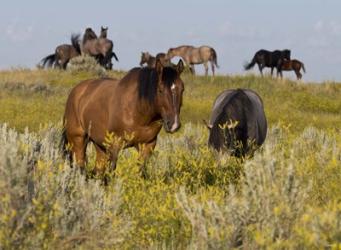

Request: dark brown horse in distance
left=280, top=59, right=306, bottom=80
left=167, top=45, right=219, bottom=76
left=244, top=49, right=291, bottom=77
left=40, top=34, right=81, bottom=69
left=207, top=89, right=267, bottom=157
left=140, top=52, right=170, bottom=67
left=61, top=59, right=185, bottom=177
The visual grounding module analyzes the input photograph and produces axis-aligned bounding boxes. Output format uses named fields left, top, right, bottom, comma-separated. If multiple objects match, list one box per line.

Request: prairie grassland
left=0, top=67, right=341, bottom=249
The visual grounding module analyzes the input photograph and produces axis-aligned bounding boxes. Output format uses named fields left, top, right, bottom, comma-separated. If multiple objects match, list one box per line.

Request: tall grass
left=0, top=69, right=341, bottom=248
left=0, top=123, right=341, bottom=249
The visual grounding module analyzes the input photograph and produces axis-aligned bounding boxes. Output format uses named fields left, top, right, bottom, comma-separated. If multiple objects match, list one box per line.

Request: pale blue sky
left=0, top=0, right=341, bottom=82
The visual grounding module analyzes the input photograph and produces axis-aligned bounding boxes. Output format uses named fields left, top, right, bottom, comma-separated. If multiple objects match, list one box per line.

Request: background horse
left=167, top=45, right=219, bottom=76
left=140, top=52, right=170, bottom=67
left=281, top=59, right=306, bottom=80
left=244, top=49, right=291, bottom=77
left=99, top=26, right=108, bottom=38
left=40, top=34, right=81, bottom=69
left=207, top=88, right=267, bottom=157
left=61, top=59, right=185, bottom=177
left=82, top=27, right=117, bottom=70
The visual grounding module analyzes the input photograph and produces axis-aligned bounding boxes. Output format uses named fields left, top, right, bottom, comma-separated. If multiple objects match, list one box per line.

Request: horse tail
left=111, top=51, right=119, bottom=62
left=71, top=33, right=81, bottom=55
left=244, top=55, right=257, bottom=70
left=301, top=63, right=306, bottom=73
left=60, top=126, right=71, bottom=162
left=210, top=48, right=219, bottom=68
left=40, top=54, right=56, bottom=68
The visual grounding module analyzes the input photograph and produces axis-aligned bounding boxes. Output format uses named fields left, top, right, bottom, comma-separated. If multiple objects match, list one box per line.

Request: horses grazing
left=140, top=52, right=170, bottom=67
left=207, top=89, right=267, bottom=157
left=167, top=45, right=219, bottom=76
left=281, top=59, right=306, bottom=80
left=61, top=59, right=185, bottom=177
left=40, top=34, right=81, bottom=69
left=244, top=49, right=291, bottom=77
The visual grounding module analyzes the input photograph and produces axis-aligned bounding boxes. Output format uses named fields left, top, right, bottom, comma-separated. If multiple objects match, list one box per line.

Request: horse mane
left=71, top=33, right=81, bottom=54
left=83, top=28, right=97, bottom=44
left=137, top=66, right=178, bottom=103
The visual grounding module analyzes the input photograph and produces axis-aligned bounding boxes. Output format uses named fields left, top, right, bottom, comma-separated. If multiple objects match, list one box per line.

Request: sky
left=0, top=0, right=341, bottom=82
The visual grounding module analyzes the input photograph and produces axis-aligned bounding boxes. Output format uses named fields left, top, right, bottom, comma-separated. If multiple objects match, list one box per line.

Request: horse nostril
left=166, top=120, right=172, bottom=129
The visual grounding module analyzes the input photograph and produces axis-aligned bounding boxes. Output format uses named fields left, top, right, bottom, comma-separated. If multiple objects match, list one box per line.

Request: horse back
left=64, top=78, right=120, bottom=138
left=209, top=89, right=267, bottom=152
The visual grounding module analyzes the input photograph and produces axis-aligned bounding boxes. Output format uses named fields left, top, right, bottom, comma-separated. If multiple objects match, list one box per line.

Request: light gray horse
left=167, top=45, right=219, bottom=76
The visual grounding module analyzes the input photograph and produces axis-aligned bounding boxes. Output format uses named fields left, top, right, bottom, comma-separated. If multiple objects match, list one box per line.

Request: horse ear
left=177, top=59, right=184, bottom=74
left=155, top=58, right=163, bottom=80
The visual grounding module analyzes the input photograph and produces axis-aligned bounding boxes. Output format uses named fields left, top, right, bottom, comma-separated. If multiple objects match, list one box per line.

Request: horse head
left=167, top=48, right=175, bottom=59
left=100, top=26, right=108, bottom=38
left=155, top=59, right=184, bottom=133
left=282, top=49, right=291, bottom=60
left=83, top=27, right=97, bottom=43
left=140, top=52, right=149, bottom=66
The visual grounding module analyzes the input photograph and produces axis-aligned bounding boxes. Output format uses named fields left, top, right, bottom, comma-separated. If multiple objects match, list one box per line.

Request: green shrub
left=67, top=55, right=107, bottom=77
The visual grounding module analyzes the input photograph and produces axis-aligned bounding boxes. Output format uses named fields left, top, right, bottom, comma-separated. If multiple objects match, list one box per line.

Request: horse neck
left=120, top=71, right=161, bottom=124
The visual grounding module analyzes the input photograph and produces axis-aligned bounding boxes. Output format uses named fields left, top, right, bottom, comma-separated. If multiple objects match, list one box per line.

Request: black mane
left=138, top=66, right=178, bottom=103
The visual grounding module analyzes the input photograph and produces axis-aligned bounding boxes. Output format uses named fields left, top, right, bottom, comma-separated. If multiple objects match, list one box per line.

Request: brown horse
left=82, top=27, right=116, bottom=70
left=61, top=59, right=185, bottom=177
left=139, top=52, right=170, bottom=67
left=167, top=45, right=219, bottom=76
left=82, top=27, right=98, bottom=43
left=40, top=34, right=81, bottom=69
left=280, top=59, right=306, bottom=80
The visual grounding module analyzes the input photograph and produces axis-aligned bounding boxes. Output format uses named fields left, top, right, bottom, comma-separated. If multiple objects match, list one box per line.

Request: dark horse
left=244, top=49, right=291, bottom=77
left=140, top=52, right=170, bottom=67
left=281, top=59, right=306, bottom=80
left=40, top=34, right=81, bottom=69
left=61, top=59, right=185, bottom=176
left=206, top=89, right=267, bottom=157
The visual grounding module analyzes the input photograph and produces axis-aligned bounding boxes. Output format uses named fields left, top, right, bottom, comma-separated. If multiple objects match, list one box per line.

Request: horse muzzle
left=164, top=115, right=181, bottom=133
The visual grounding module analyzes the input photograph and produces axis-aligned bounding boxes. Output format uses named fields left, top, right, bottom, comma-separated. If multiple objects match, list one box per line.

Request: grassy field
left=1, top=66, right=341, bottom=249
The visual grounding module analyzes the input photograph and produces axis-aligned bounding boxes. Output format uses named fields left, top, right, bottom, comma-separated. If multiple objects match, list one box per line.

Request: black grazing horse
left=244, top=49, right=291, bottom=77
left=206, top=89, right=267, bottom=157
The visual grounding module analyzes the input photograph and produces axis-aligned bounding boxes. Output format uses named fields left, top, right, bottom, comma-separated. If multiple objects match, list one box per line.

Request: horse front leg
left=190, top=64, right=196, bottom=75
left=276, top=68, right=283, bottom=79
left=203, top=62, right=208, bottom=76
left=136, top=140, right=157, bottom=178
left=271, top=67, right=274, bottom=77
left=258, top=64, right=264, bottom=76
left=93, top=144, right=120, bottom=184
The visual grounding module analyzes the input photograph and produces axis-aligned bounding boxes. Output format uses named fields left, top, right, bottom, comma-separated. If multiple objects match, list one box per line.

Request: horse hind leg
left=296, top=70, right=302, bottom=80
left=67, top=133, right=88, bottom=174
left=210, top=61, right=215, bottom=76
